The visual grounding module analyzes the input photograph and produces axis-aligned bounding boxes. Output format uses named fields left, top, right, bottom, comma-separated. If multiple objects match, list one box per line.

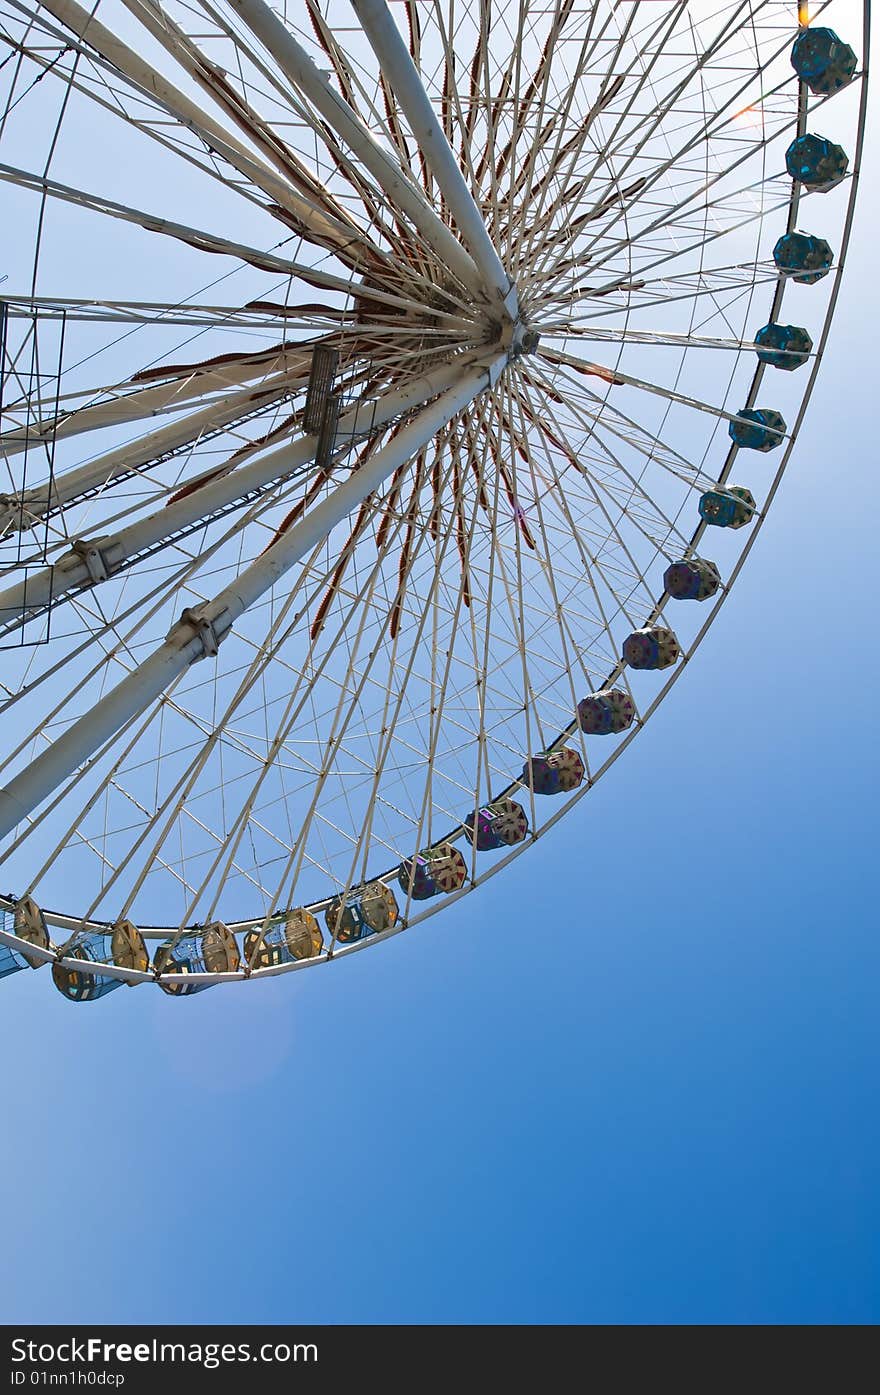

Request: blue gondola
left=326, top=881, right=399, bottom=944
left=791, top=27, right=857, bottom=96
left=698, top=486, right=756, bottom=529
left=754, top=323, right=812, bottom=371
left=728, top=407, right=786, bottom=452
left=0, top=897, right=50, bottom=981
left=244, top=910, right=323, bottom=969
left=52, top=920, right=149, bottom=1002
left=153, top=922, right=241, bottom=996
left=773, top=231, right=833, bottom=284
left=664, top=557, right=721, bottom=601
left=785, top=133, right=848, bottom=192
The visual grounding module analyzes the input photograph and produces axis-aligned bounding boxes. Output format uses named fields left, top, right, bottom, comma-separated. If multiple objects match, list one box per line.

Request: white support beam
left=0, top=353, right=506, bottom=841
left=36, top=0, right=368, bottom=260
left=0, top=353, right=485, bottom=630
left=349, top=0, right=517, bottom=318
left=228, top=0, right=485, bottom=301
left=1, top=350, right=311, bottom=456
left=0, top=372, right=295, bottom=533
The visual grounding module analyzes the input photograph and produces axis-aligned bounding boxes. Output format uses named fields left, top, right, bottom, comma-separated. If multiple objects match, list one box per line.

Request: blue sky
left=1, top=20, right=878, bottom=1328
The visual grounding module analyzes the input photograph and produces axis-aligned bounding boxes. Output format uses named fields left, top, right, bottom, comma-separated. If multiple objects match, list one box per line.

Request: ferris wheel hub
left=514, top=326, right=541, bottom=358
left=494, top=314, right=540, bottom=359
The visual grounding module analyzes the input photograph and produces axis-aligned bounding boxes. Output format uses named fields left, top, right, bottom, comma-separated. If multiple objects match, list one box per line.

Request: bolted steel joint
left=173, top=605, right=232, bottom=660
left=70, top=537, right=114, bottom=585
left=0, top=492, right=39, bottom=534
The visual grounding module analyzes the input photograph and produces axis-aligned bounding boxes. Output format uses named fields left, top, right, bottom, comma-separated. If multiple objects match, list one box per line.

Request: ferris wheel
left=0, top=0, right=868, bottom=1000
